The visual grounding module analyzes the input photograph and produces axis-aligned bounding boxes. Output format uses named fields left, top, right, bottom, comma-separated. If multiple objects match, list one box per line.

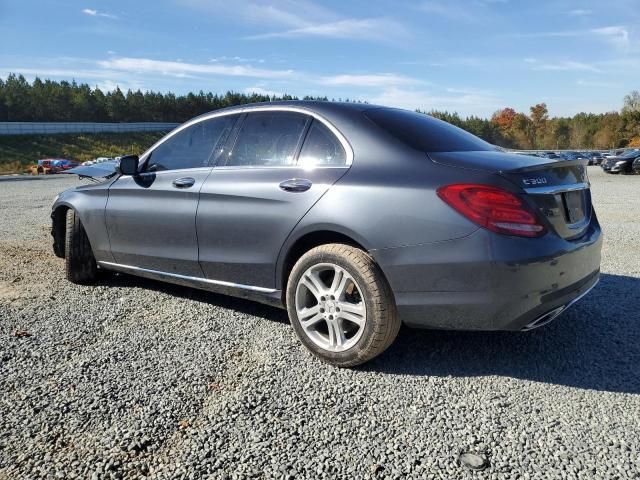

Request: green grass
left=0, top=132, right=167, bottom=174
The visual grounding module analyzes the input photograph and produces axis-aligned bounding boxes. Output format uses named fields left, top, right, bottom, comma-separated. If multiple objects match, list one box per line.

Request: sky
left=1, top=0, right=639, bottom=117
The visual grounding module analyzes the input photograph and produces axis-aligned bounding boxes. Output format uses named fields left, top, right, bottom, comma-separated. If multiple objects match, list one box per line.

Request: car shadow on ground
left=98, top=272, right=639, bottom=394
left=95, top=272, right=289, bottom=324
left=364, top=273, right=640, bottom=394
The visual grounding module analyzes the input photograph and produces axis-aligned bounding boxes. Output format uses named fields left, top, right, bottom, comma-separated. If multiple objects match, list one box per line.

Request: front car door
left=105, top=113, right=239, bottom=276
left=197, top=108, right=352, bottom=289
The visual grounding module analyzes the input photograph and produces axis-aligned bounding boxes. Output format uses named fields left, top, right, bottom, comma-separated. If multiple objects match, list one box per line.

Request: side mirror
left=116, top=155, right=139, bottom=176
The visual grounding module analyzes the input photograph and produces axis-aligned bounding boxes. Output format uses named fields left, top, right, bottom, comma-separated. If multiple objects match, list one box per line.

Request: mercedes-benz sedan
left=51, top=101, right=602, bottom=366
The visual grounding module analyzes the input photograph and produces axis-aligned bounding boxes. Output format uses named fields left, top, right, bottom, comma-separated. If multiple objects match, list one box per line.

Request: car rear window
left=364, top=108, right=495, bottom=153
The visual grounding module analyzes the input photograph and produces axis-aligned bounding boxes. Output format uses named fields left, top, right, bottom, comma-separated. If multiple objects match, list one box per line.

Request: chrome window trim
left=139, top=105, right=354, bottom=167
left=134, top=166, right=213, bottom=177
left=524, top=182, right=590, bottom=195
left=97, top=261, right=277, bottom=294
left=212, top=165, right=350, bottom=171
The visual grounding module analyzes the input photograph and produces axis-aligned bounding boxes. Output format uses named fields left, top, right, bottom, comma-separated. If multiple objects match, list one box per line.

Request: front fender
left=51, top=184, right=114, bottom=263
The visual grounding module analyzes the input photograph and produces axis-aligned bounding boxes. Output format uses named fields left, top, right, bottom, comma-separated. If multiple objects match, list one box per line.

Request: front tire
left=65, top=209, right=98, bottom=284
left=286, top=244, right=400, bottom=367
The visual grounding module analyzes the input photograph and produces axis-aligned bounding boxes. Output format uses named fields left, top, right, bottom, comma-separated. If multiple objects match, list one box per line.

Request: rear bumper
left=372, top=217, right=602, bottom=331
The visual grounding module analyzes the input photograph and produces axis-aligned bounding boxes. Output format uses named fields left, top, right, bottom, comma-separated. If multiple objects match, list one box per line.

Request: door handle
left=279, top=178, right=312, bottom=192
left=172, top=177, right=195, bottom=189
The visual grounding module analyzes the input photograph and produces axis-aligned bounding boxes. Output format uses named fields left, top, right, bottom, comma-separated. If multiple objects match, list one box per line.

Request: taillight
left=437, top=184, right=546, bottom=238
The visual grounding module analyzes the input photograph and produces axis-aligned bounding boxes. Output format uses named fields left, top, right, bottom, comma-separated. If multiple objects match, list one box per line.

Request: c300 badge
left=522, top=177, right=548, bottom=186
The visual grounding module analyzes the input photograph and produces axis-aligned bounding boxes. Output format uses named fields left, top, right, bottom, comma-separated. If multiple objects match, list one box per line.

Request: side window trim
left=296, top=119, right=349, bottom=167
left=292, top=116, right=313, bottom=165
left=140, top=112, right=241, bottom=172
left=216, top=113, right=247, bottom=167
left=221, top=111, right=309, bottom=168
left=209, top=113, right=245, bottom=167
left=138, top=107, right=354, bottom=171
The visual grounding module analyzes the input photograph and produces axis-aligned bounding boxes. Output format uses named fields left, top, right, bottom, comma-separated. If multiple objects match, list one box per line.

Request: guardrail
left=0, top=122, right=179, bottom=135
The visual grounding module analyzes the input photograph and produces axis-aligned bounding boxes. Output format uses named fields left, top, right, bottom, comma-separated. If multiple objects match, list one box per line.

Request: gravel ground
left=1, top=167, right=639, bottom=479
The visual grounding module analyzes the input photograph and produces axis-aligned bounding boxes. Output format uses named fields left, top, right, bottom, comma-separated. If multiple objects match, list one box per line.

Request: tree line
left=1, top=74, right=639, bottom=150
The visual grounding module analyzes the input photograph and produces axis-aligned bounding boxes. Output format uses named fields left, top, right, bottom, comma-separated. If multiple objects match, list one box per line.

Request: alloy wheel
left=294, top=263, right=367, bottom=352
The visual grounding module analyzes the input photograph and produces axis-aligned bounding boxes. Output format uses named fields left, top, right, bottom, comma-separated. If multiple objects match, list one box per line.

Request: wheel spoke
left=339, top=303, right=366, bottom=327
left=301, top=312, right=325, bottom=330
left=328, top=319, right=346, bottom=349
left=333, top=271, right=350, bottom=299
left=329, top=267, right=344, bottom=294
left=298, top=304, right=320, bottom=321
left=302, top=271, right=325, bottom=299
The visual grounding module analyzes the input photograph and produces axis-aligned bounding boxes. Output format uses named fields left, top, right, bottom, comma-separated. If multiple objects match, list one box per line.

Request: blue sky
left=1, top=0, right=639, bottom=117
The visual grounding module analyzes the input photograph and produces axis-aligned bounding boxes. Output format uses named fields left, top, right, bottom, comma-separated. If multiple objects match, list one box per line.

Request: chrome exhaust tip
left=521, top=305, right=566, bottom=331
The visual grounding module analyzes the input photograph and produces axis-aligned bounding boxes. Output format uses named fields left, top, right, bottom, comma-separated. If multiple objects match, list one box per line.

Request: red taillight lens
left=437, top=184, right=546, bottom=238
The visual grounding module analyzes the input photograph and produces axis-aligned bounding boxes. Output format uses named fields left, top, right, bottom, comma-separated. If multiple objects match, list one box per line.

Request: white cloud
left=182, top=0, right=407, bottom=42
left=210, top=56, right=265, bottom=64
left=567, top=9, right=592, bottom=16
left=319, top=73, right=423, bottom=88
left=577, top=79, right=620, bottom=88
left=525, top=58, right=602, bottom=73
left=512, top=25, right=630, bottom=50
left=243, top=86, right=284, bottom=97
left=418, top=1, right=476, bottom=21
left=0, top=66, right=121, bottom=79
left=81, top=8, right=118, bottom=19
left=591, top=26, right=629, bottom=49
left=98, top=57, right=295, bottom=79
left=182, top=0, right=332, bottom=28
left=368, top=86, right=500, bottom=117
left=246, top=18, right=407, bottom=42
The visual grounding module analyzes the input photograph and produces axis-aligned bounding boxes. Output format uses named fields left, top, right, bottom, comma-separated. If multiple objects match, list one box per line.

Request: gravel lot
left=1, top=168, right=639, bottom=479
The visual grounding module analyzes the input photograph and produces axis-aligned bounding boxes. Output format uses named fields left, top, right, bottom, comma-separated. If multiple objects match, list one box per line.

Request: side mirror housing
left=116, top=155, right=139, bottom=176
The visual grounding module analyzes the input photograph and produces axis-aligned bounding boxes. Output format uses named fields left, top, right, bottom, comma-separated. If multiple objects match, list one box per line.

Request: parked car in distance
left=51, top=102, right=602, bottom=367
left=539, top=151, right=561, bottom=159
left=51, top=159, right=79, bottom=170
left=559, top=151, right=590, bottom=161
left=29, top=158, right=76, bottom=175
left=601, top=149, right=640, bottom=174
left=586, top=151, right=604, bottom=165
left=82, top=157, right=113, bottom=166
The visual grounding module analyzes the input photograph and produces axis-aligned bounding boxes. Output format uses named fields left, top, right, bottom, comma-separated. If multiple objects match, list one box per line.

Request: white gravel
left=1, top=168, right=639, bottom=479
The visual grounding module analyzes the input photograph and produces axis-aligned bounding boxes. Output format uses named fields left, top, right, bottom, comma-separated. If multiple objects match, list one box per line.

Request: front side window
left=225, top=112, right=308, bottom=167
left=147, top=115, right=237, bottom=171
left=298, top=121, right=347, bottom=167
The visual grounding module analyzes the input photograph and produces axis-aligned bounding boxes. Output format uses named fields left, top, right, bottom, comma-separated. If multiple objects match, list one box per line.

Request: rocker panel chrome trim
left=97, top=261, right=277, bottom=293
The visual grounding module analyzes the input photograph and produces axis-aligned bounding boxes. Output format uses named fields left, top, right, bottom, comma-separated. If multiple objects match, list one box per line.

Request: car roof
left=189, top=100, right=380, bottom=124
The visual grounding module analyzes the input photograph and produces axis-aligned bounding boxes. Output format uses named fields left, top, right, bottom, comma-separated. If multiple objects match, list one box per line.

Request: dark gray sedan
left=51, top=101, right=602, bottom=366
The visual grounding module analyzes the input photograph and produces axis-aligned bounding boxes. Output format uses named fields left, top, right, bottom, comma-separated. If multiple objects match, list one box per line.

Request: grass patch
left=0, top=132, right=166, bottom=174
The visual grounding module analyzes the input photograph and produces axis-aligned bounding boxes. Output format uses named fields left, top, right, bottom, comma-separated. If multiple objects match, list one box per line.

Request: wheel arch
left=51, top=203, right=73, bottom=258
left=277, top=226, right=372, bottom=300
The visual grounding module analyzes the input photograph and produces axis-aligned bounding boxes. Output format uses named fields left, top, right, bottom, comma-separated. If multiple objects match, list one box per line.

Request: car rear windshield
left=621, top=149, right=640, bottom=158
left=364, top=108, right=495, bottom=153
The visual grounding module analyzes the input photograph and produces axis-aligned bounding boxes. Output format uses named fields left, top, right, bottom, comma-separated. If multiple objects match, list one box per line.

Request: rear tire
left=286, top=244, right=400, bottom=367
left=65, top=209, right=98, bottom=284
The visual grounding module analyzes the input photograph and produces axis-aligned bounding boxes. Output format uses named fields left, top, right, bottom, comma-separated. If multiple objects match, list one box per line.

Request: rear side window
left=226, top=112, right=308, bottom=167
left=298, top=120, right=347, bottom=166
left=364, top=108, right=494, bottom=153
left=148, top=115, right=238, bottom=171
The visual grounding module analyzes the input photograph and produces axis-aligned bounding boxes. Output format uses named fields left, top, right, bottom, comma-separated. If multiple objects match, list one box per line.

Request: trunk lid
left=430, top=151, right=591, bottom=240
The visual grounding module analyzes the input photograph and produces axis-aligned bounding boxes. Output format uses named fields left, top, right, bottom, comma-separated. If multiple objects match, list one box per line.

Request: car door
left=105, top=113, right=239, bottom=276
left=197, top=110, right=351, bottom=289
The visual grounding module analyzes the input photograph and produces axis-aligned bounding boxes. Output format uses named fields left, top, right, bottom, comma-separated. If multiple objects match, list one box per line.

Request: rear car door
left=197, top=110, right=351, bottom=289
left=105, top=114, right=238, bottom=276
